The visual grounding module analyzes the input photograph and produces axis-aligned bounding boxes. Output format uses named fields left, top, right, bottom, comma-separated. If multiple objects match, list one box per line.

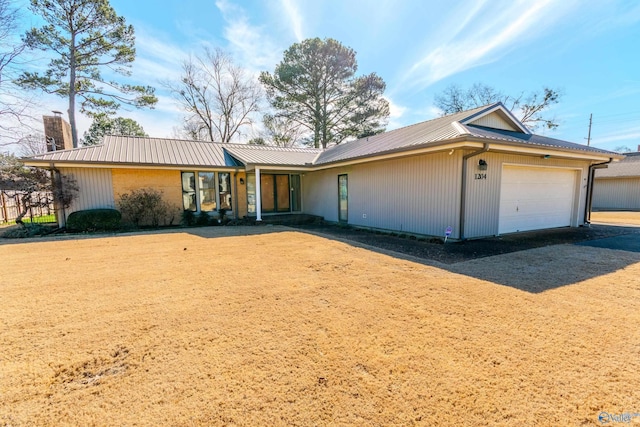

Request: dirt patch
left=1, top=227, right=640, bottom=426
left=591, top=210, right=640, bottom=226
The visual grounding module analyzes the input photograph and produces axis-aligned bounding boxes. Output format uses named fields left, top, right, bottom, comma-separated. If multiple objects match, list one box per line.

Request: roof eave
left=463, top=136, right=621, bottom=161
left=22, top=159, right=242, bottom=171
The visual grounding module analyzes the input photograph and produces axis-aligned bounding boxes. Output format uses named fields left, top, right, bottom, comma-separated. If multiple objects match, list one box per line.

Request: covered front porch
left=246, top=168, right=304, bottom=221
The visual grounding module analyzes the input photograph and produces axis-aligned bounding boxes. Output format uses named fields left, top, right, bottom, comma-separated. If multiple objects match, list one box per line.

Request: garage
left=499, top=165, right=577, bottom=234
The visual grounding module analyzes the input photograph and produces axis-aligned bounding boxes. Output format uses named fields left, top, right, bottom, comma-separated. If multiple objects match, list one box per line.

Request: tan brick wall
left=112, top=169, right=182, bottom=210
left=235, top=172, right=247, bottom=218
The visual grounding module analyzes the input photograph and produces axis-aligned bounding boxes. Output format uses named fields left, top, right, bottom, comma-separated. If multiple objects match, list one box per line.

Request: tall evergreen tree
left=82, top=114, right=147, bottom=146
left=260, top=38, right=389, bottom=149
left=17, top=0, right=157, bottom=148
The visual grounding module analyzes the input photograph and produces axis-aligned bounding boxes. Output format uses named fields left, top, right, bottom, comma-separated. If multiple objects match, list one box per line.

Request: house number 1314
left=474, top=173, right=487, bottom=180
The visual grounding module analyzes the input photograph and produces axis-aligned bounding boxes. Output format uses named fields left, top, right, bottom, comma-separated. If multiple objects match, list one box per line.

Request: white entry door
left=499, top=165, right=577, bottom=234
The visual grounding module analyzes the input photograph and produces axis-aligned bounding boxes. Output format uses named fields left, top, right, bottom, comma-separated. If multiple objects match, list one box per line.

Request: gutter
left=459, top=143, right=490, bottom=240
left=584, top=158, right=614, bottom=225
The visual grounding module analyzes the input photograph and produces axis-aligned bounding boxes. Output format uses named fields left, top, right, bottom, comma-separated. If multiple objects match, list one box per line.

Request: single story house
left=593, top=150, right=640, bottom=210
left=24, top=102, right=621, bottom=240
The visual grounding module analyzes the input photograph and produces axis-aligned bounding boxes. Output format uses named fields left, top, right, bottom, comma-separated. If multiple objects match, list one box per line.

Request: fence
left=0, top=190, right=57, bottom=225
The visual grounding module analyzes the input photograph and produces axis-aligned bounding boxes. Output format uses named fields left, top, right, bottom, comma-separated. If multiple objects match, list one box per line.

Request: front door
left=260, top=174, right=291, bottom=213
left=338, top=174, right=348, bottom=223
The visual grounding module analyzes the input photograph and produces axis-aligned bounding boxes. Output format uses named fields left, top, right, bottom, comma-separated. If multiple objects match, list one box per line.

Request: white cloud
left=215, top=0, right=282, bottom=75
left=385, top=96, right=408, bottom=130
left=280, top=0, right=304, bottom=42
left=400, top=0, right=579, bottom=90
left=594, top=127, right=640, bottom=145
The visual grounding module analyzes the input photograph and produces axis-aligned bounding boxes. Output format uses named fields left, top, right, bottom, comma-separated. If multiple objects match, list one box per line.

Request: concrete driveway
left=576, top=233, right=640, bottom=253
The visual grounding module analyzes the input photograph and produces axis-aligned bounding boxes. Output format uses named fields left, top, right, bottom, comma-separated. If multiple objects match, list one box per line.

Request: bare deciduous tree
left=0, top=0, right=39, bottom=148
left=261, top=114, right=303, bottom=147
left=18, top=132, right=48, bottom=156
left=434, top=83, right=562, bottom=131
left=165, top=48, right=262, bottom=143
left=0, top=152, right=78, bottom=225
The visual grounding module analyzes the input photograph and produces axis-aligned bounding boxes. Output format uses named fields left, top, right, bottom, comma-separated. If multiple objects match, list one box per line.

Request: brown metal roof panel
left=223, top=145, right=320, bottom=166
left=595, top=153, right=640, bottom=177
left=314, top=116, right=469, bottom=164
left=464, top=125, right=618, bottom=155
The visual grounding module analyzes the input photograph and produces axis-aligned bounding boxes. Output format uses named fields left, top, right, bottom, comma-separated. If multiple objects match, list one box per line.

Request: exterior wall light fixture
left=478, top=159, right=488, bottom=170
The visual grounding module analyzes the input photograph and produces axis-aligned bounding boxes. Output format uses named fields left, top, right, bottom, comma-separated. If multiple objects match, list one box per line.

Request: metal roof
left=315, top=104, right=617, bottom=165
left=462, top=125, right=618, bottom=155
left=26, top=135, right=231, bottom=167
left=314, top=105, right=489, bottom=164
left=24, top=104, right=618, bottom=169
left=595, top=152, right=640, bottom=178
left=223, top=144, right=320, bottom=166
left=25, top=135, right=321, bottom=169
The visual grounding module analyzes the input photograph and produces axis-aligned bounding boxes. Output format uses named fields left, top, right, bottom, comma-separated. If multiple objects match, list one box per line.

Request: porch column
left=255, top=167, right=262, bottom=221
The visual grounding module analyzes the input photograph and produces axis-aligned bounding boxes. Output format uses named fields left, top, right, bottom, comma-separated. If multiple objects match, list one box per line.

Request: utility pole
left=586, top=113, right=592, bottom=146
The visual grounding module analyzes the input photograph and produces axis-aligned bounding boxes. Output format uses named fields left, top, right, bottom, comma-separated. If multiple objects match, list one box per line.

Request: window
left=291, top=174, right=301, bottom=212
left=199, top=172, right=216, bottom=212
left=182, top=172, right=196, bottom=211
left=247, top=174, right=256, bottom=214
left=181, top=171, right=233, bottom=213
left=219, top=172, right=232, bottom=210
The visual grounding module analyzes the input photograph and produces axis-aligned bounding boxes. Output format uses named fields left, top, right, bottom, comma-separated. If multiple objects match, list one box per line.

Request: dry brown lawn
left=591, top=211, right=640, bottom=226
left=1, top=227, right=640, bottom=426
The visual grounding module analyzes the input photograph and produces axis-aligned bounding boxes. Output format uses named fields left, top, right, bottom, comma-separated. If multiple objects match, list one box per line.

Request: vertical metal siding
left=463, top=153, right=590, bottom=238
left=61, top=167, right=115, bottom=215
left=303, top=169, right=341, bottom=222
left=304, top=152, right=462, bottom=237
left=593, top=178, right=640, bottom=209
left=469, top=113, right=517, bottom=131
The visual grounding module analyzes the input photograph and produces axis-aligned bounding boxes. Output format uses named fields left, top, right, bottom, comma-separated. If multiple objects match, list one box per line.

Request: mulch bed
left=290, top=223, right=640, bottom=264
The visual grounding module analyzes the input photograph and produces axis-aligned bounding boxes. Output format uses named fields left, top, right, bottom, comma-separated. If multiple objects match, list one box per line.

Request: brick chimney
left=43, top=111, right=73, bottom=151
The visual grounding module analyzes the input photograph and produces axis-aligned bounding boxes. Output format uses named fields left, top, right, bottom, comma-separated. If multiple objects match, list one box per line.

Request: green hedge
left=67, top=209, right=122, bottom=232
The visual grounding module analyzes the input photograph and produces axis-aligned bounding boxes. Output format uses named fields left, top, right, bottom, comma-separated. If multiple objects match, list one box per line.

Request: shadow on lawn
left=0, top=224, right=284, bottom=246
left=292, top=223, right=640, bottom=293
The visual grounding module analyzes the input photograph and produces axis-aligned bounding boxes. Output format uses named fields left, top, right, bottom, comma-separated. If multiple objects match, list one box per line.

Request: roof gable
left=459, top=102, right=530, bottom=134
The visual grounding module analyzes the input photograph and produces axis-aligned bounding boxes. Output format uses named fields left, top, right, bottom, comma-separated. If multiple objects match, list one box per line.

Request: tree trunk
left=68, top=32, right=78, bottom=148
left=314, top=98, right=322, bottom=149
left=15, top=192, right=30, bottom=226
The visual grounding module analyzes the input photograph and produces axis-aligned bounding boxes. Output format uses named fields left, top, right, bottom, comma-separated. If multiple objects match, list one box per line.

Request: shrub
left=67, top=209, right=122, bottom=232
left=117, top=188, right=180, bottom=228
left=218, top=208, right=227, bottom=223
left=1, top=224, right=56, bottom=238
left=197, top=211, right=211, bottom=226
left=182, top=209, right=196, bottom=226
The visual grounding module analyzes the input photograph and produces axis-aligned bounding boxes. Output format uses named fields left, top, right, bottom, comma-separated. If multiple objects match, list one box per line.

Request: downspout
left=459, top=143, right=490, bottom=240
left=584, top=158, right=613, bottom=225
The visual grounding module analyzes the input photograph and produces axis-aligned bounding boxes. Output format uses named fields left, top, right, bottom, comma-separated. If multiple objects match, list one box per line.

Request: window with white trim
left=181, top=171, right=233, bottom=213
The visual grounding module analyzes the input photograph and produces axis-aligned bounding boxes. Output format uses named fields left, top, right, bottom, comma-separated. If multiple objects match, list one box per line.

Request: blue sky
left=17, top=0, right=640, bottom=152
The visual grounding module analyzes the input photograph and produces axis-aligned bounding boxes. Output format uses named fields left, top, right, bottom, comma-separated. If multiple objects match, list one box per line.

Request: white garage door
left=499, top=166, right=577, bottom=234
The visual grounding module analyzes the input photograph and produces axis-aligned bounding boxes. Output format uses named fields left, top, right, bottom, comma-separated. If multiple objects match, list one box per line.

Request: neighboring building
left=593, top=149, right=640, bottom=210
left=24, top=103, right=621, bottom=239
